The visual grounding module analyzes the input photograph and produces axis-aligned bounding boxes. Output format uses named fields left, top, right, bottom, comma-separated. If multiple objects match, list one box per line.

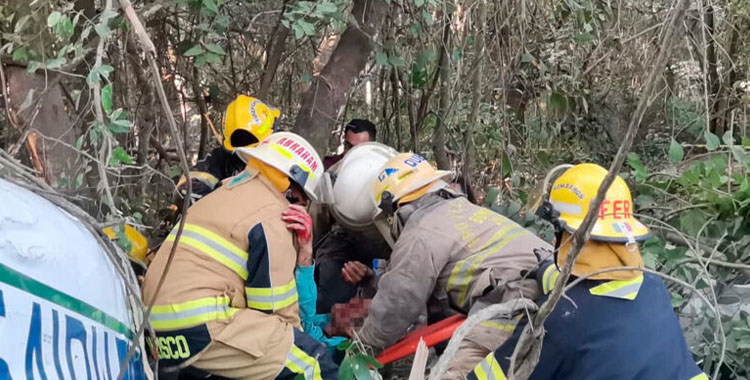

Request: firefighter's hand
left=342, top=261, right=374, bottom=285
left=282, top=204, right=313, bottom=266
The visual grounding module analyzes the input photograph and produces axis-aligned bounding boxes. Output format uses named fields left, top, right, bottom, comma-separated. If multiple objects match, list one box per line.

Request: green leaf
left=47, top=11, right=63, bottom=28
left=730, top=146, right=747, bottom=167
left=415, top=0, right=425, bottom=6
left=484, top=187, right=500, bottom=207
left=375, top=52, right=388, bottom=66
left=194, top=55, right=208, bottom=68
left=298, top=20, right=316, bottom=36
left=87, top=64, right=115, bottom=85
left=205, top=43, right=225, bottom=55
left=203, top=0, right=219, bottom=13
left=704, top=130, right=720, bottom=151
left=292, top=23, right=304, bottom=39
left=166, top=165, right=183, bottom=178
left=358, top=355, right=383, bottom=369
left=184, top=44, right=204, bottom=57
left=451, top=48, right=463, bottom=61
left=45, top=58, right=66, bottom=69
left=95, top=23, right=111, bottom=38
left=422, top=10, right=434, bottom=25
left=75, top=172, right=84, bottom=189
left=301, top=72, right=313, bottom=84
left=548, top=92, right=568, bottom=113
left=109, top=119, right=132, bottom=134
left=352, top=355, right=371, bottom=380
left=668, top=138, right=684, bottom=162
left=205, top=53, right=222, bottom=64
left=338, top=355, right=354, bottom=380
left=521, top=53, right=535, bottom=63
left=722, top=130, right=734, bottom=146
left=101, top=83, right=113, bottom=114
left=114, top=224, right=133, bottom=253
left=627, top=152, right=648, bottom=182
left=12, top=47, right=29, bottom=62
left=501, top=151, right=513, bottom=178
left=316, top=2, right=338, bottom=13
left=336, top=340, right=353, bottom=351
left=574, top=32, right=595, bottom=43
left=670, top=293, right=683, bottom=308
left=387, top=55, right=405, bottom=67
left=110, top=147, right=133, bottom=166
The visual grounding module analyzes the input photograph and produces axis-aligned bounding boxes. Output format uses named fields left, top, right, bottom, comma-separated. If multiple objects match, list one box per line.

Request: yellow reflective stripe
left=246, top=280, right=298, bottom=311
left=480, top=320, right=516, bottom=332
left=589, top=275, right=644, bottom=300
left=167, top=224, right=249, bottom=279
left=473, top=353, right=506, bottom=380
left=271, top=144, right=293, bottom=159
left=285, top=344, right=322, bottom=380
left=689, top=374, right=709, bottom=380
left=150, top=296, right=238, bottom=330
left=447, top=224, right=517, bottom=290
left=542, top=264, right=560, bottom=295
left=449, top=227, right=529, bottom=307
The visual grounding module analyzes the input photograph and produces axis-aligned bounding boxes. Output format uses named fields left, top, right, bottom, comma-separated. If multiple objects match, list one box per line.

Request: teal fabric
left=295, top=264, right=348, bottom=350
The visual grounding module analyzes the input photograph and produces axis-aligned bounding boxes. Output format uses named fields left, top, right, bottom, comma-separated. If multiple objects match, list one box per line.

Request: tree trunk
left=704, top=5, right=722, bottom=136
left=193, top=67, right=210, bottom=159
left=431, top=15, right=452, bottom=170
left=6, top=67, right=77, bottom=186
left=257, top=0, right=292, bottom=100
left=462, top=0, right=486, bottom=192
left=292, top=0, right=388, bottom=155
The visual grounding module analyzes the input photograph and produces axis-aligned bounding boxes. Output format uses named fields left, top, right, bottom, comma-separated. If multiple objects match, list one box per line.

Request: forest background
left=1, top=0, right=750, bottom=378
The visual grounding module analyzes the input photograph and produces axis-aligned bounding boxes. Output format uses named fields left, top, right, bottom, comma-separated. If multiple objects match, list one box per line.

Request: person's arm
left=175, top=147, right=226, bottom=201
left=357, top=231, right=448, bottom=348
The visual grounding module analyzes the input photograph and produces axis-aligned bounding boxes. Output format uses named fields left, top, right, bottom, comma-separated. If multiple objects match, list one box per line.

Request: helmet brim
left=560, top=216, right=651, bottom=243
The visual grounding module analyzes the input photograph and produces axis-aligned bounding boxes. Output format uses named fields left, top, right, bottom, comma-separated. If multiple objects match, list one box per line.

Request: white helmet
left=236, top=132, right=324, bottom=202
left=327, top=142, right=398, bottom=230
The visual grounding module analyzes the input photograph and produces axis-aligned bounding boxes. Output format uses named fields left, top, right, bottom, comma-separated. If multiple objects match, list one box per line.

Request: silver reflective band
left=169, top=229, right=246, bottom=270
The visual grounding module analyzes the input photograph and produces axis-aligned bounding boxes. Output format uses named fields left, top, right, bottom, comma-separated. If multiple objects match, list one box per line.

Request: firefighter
left=331, top=153, right=551, bottom=379
left=142, top=132, right=337, bottom=380
left=469, top=163, right=707, bottom=380
left=176, top=94, right=280, bottom=202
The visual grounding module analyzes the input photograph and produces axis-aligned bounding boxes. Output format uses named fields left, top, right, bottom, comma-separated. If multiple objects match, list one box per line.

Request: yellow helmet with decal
left=223, top=95, right=280, bottom=151
left=370, top=153, right=452, bottom=216
left=546, top=163, right=649, bottom=243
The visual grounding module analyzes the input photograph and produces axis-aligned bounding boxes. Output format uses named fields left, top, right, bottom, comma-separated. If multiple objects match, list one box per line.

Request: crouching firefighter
left=142, top=132, right=338, bottom=380
left=469, top=163, right=708, bottom=380
left=332, top=153, right=551, bottom=380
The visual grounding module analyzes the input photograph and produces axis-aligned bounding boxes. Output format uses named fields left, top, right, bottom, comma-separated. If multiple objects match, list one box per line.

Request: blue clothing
left=469, top=261, right=707, bottom=380
left=295, top=264, right=348, bottom=350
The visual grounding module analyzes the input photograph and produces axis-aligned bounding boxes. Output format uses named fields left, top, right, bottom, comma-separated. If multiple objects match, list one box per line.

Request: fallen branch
left=507, top=1, right=692, bottom=378
left=117, top=1, right=193, bottom=378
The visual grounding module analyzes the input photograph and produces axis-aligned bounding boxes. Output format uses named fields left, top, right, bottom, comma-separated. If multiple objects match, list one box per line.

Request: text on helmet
left=404, top=154, right=426, bottom=168
left=552, top=183, right=585, bottom=199
left=276, top=137, right=320, bottom=172
left=599, top=199, right=631, bottom=220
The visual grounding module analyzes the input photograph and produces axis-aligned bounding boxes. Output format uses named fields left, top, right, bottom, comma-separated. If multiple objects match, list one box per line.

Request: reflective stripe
left=589, top=275, right=643, bottom=300
left=689, top=374, right=709, bottom=380
left=542, top=264, right=560, bottom=295
left=480, top=320, right=516, bottom=332
left=285, top=344, right=322, bottom=380
left=190, top=171, right=220, bottom=188
left=150, top=296, right=238, bottom=330
left=448, top=225, right=529, bottom=307
left=246, top=280, right=298, bottom=311
left=473, top=353, right=506, bottom=380
left=167, top=224, right=249, bottom=279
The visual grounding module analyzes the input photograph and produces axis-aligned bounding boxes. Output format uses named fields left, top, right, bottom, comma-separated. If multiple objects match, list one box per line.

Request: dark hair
left=344, top=119, right=377, bottom=140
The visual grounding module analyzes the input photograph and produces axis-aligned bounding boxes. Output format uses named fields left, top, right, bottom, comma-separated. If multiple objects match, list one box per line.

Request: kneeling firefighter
left=176, top=95, right=281, bottom=202
left=329, top=153, right=551, bottom=380
left=469, top=163, right=707, bottom=380
left=143, top=132, right=338, bottom=380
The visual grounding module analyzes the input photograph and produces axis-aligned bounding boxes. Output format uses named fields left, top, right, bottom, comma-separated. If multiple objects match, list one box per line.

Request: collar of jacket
left=537, top=260, right=644, bottom=301
left=228, top=167, right=291, bottom=206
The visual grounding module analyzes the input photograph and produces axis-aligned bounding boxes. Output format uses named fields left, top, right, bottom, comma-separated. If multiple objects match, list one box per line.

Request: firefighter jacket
left=142, top=169, right=301, bottom=377
left=177, top=146, right=246, bottom=199
left=469, top=260, right=707, bottom=380
left=358, top=191, right=550, bottom=348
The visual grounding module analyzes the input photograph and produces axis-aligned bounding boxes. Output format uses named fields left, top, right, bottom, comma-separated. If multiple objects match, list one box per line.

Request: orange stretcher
left=376, top=314, right=467, bottom=365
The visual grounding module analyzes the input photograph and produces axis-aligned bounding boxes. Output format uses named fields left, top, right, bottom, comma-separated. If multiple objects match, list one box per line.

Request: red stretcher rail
left=376, top=314, right=467, bottom=365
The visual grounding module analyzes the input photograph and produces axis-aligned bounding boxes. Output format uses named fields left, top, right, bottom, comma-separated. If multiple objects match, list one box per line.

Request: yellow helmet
left=102, top=224, right=148, bottom=264
left=545, top=163, right=649, bottom=243
left=223, top=95, right=280, bottom=151
left=370, top=153, right=452, bottom=216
